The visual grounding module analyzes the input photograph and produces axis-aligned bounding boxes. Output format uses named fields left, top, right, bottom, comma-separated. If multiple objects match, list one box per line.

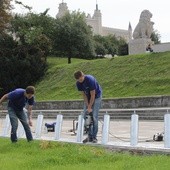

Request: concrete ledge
left=1, top=96, right=169, bottom=120
left=104, top=144, right=170, bottom=155
left=32, top=95, right=170, bottom=110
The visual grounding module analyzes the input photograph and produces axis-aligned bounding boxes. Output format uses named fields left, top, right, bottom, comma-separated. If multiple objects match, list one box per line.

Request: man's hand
left=28, top=119, right=33, bottom=126
left=87, top=106, right=92, bottom=113
left=27, top=105, right=33, bottom=126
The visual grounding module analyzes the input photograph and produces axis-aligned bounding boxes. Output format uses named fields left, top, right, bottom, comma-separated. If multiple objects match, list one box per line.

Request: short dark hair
left=74, top=71, right=84, bottom=79
left=26, top=86, right=35, bottom=94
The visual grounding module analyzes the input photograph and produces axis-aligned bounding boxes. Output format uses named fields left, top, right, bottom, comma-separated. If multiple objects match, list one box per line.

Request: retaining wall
left=33, top=95, right=170, bottom=110
left=153, top=42, right=170, bottom=53
left=1, top=96, right=169, bottom=120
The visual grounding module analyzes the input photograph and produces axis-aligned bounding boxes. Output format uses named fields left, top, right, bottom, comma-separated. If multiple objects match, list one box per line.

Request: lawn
left=35, top=52, right=170, bottom=101
left=0, top=138, right=170, bottom=170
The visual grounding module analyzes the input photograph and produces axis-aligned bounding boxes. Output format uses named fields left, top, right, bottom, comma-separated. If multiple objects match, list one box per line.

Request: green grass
left=35, top=52, right=170, bottom=101
left=0, top=138, right=170, bottom=170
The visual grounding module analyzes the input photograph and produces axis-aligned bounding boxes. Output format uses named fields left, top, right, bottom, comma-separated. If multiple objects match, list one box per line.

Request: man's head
left=25, top=86, right=35, bottom=99
left=74, top=71, right=85, bottom=83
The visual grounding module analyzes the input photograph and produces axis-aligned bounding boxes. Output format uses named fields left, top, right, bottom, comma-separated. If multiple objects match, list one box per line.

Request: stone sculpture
left=133, top=10, right=154, bottom=39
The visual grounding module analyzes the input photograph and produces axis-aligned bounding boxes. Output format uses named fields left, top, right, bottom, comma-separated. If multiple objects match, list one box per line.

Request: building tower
left=92, top=2, right=102, bottom=35
left=86, top=1, right=102, bottom=35
left=128, top=22, right=132, bottom=40
left=56, top=0, right=69, bottom=18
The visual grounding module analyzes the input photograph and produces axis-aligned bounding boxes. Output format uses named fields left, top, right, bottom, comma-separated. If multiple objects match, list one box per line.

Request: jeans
left=83, top=96, right=102, bottom=139
left=8, top=107, right=33, bottom=142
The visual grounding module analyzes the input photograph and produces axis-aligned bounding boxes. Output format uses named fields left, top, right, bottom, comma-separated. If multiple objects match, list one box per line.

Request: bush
left=0, top=45, right=47, bottom=96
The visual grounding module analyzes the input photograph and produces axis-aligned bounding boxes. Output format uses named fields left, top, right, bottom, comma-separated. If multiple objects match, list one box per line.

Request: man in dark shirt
left=74, top=71, right=102, bottom=143
left=0, top=86, right=35, bottom=142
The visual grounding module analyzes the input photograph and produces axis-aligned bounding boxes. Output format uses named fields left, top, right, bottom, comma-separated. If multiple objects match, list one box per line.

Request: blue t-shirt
left=76, top=75, right=102, bottom=102
left=8, top=88, right=35, bottom=111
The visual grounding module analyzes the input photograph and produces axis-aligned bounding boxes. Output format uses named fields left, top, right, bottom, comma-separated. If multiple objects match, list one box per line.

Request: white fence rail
left=0, top=108, right=170, bottom=150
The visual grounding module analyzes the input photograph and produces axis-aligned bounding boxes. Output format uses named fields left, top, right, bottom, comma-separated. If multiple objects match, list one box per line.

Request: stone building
left=56, top=1, right=132, bottom=42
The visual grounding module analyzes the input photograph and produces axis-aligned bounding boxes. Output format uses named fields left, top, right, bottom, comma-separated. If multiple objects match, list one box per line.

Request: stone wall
left=1, top=96, right=169, bottom=120
left=153, top=42, right=170, bottom=53
left=129, top=41, right=170, bottom=55
left=33, top=95, right=170, bottom=110
left=128, top=38, right=152, bottom=55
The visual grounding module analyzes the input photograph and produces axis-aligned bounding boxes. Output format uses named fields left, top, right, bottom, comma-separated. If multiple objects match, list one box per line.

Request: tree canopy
left=53, top=11, right=95, bottom=63
left=151, top=29, right=161, bottom=44
left=0, top=0, right=12, bottom=32
left=94, top=34, right=128, bottom=57
left=9, top=12, right=55, bottom=56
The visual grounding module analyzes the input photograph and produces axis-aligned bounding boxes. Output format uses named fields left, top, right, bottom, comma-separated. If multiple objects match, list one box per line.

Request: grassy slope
left=35, top=52, right=170, bottom=101
left=0, top=138, right=170, bottom=170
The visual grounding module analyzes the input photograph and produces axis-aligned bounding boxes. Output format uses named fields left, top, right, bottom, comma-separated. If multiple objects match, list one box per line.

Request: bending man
left=0, top=86, right=35, bottom=143
left=74, top=71, right=102, bottom=143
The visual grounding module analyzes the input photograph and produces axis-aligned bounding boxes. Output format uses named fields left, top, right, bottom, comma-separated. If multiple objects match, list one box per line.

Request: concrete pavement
left=1, top=117, right=169, bottom=154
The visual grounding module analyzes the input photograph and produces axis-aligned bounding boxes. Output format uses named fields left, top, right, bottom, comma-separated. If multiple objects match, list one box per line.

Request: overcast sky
left=12, top=0, right=170, bottom=43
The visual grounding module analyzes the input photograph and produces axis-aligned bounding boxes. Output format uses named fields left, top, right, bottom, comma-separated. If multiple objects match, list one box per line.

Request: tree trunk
left=68, top=52, right=71, bottom=64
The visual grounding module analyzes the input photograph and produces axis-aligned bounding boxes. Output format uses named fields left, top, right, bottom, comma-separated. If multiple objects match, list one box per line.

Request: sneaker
left=83, top=137, right=93, bottom=143
left=28, top=139, right=33, bottom=142
left=92, top=138, right=98, bottom=143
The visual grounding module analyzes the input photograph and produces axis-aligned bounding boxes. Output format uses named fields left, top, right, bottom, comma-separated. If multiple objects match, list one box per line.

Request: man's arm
left=82, top=92, right=88, bottom=107
left=27, top=105, right=33, bottom=126
left=0, top=94, right=8, bottom=104
left=87, top=90, right=95, bottom=113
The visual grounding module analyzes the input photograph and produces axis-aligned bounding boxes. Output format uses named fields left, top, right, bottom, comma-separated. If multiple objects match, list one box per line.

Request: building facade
left=56, top=2, right=132, bottom=42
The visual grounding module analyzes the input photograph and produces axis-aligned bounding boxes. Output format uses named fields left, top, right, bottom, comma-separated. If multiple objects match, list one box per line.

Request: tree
left=94, top=34, right=128, bottom=57
left=0, top=0, right=12, bottom=32
left=118, top=43, right=128, bottom=56
left=0, top=32, right=17, bottom=49
left=53, top=11, right=95, bottom=63
left=93, top=35, right=107, bottom=57
left=151, top=29, right=161, bottom=44
left=0, top=45, right=47, bottom=96
left=116, top=37, right=128, bottom=56
left=0, top=9, right=51, bottom=95
left=9, top=12, right=55, bottom=56
left=15, top=0, right=32, bottom=11
left=104, top=35, right=119, bottom=56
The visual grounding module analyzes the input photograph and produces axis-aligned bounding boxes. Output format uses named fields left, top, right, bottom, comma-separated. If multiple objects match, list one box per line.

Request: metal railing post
left=130, top=111, right=139, bottom=146
left=164, top=111, right=170, bottom=148
left=54, top=114, right=63, bottom=140
left=35, top=114, right=44, bottom=139
left=76, top=114, right=84, bottom=143
left=2, top=114, right=10, bottom=137
left=101, top=113, right=110, bottom=145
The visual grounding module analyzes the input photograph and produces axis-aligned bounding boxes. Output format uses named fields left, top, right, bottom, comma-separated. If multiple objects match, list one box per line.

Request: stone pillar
left=128, top=38, right=153, bottom=55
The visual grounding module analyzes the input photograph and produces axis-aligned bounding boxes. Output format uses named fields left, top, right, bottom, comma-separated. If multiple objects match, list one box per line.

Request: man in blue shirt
left=74, top=71, right=102, bottom=143
left=0, top=86, right=35, bottom=143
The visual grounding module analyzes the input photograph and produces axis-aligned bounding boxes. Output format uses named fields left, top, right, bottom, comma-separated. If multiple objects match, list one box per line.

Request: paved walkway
left=1, top=118, right=169, bottom=154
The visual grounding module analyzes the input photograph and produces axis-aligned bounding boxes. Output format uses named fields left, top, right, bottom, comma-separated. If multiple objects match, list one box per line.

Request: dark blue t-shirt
left=76, top=75, right=102, bottom=102
left=8, top=88, right=35, bottom=111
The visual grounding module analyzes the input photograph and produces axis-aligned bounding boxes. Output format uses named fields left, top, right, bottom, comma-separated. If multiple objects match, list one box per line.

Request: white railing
left=29, top=107, right=168, bottom=121
left=0, top=108, right=170, bottom=149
